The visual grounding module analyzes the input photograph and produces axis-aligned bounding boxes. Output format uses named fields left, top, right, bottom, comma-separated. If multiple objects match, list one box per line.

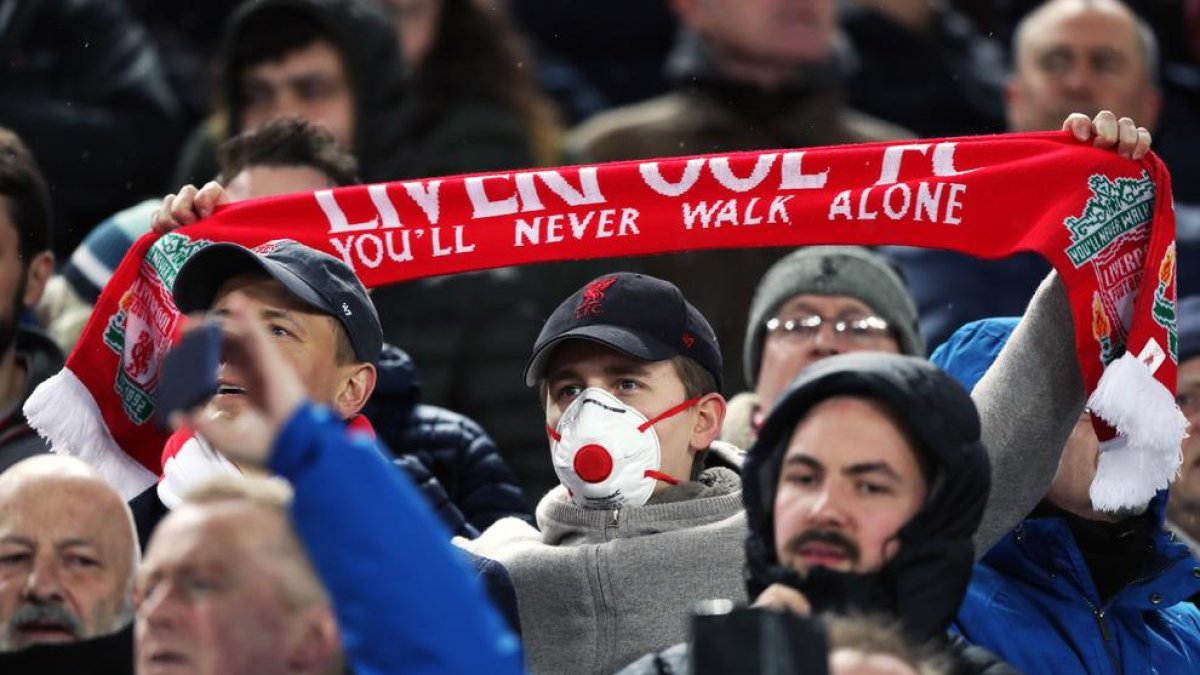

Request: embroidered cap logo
left=575, top=276, right=618, bottom=319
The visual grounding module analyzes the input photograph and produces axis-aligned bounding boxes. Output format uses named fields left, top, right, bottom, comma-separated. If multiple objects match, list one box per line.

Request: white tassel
left=1087, top=352, right=1187, bottom=511
left=22, top=370, right=156, bottom=500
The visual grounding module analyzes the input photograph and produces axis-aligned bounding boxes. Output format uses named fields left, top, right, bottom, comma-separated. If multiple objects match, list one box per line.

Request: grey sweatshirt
left=461, top=458, right=747, bottom=675
left=970, top=273, right=1084, bottom=553
left=465, top=275, right=1081, bottom=673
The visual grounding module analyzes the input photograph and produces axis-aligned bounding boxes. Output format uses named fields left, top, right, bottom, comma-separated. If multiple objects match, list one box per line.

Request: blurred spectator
left=722, top=247, right=923, bottom=451
left=509, top=0, right=679, bottom=123
left=172, top=0, right=407, bottom=186
left=886, top=0, right=1173, bottom=347
left=1006, top=0, right=1160, bottom=134
left=460, top=273, right=746, bottom=675
left=563, top=0, right=911, bottom=389
left=624, top=353, right=1012, bottom=674
left=1167, top=295, right=1200, bottom=562
left=0, top=130, right=61, bottom=474
left=152, top=293, right=523, bottom=673
left=0, top=0, right=184, bottom=256
left=937, top=317, right=1200, bottom=673
left=0, top=456, right=136, bottom=672
left=379, top=0, right=563, bottom=172
left=841, top=0, right=1008, bottom=136
left=135, top=479, right=342, bottom=675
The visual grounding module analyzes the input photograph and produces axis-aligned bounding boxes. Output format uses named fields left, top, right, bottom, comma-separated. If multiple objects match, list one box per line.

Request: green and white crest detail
left=148, top=232, right=212, bottom=290
left=1064, top=171, right=1155, bottom=267
left=101, top=233, right=214, bottom=424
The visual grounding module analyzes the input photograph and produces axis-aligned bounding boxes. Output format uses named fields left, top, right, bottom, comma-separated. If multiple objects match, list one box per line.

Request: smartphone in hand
left=155, top=323, right=221, bottom=430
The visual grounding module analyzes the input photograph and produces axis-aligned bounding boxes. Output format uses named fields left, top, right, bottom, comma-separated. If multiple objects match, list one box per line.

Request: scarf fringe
left=1087, top=352, right=1187, bottom=511
left=22, top=370, right=156, bottom=500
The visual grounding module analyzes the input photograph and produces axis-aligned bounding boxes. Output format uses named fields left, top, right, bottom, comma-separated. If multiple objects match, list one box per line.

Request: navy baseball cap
left=172, top=239, right=383, bottom=363
left=524, top=272, right=723, bottom=389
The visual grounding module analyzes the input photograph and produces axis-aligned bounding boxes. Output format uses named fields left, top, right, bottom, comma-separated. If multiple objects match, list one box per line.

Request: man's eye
left=1040, top=51, right=1071, bottom=75
left=784, top=472, right=816, bottom=487
left=554, top=384, right=582, bottom=401
left=296, top=79, right=335, bottom=101
left=185, top=576, right=219, bottom=594
left=856, top=482, right=892, bottom=496
left=65, top=555, right=100, bottom=569
left=0, top=552, right=30, bottom=566
left=615, top=379, right=640, bottom=393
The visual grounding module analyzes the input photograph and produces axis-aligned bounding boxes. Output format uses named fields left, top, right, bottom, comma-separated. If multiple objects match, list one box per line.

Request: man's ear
left=1003, top=75, right=1025, bottom=131
left=285, top=605, right=341, bottom=673
left=22, top=250, right=53, bottom=309
left=333, top=362, right=376, bottom=419
left=689, top=392, right=727, bottom=452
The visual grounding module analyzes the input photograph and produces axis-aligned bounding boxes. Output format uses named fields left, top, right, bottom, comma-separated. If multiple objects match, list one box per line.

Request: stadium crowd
left=0, top=0, right=1199, bottom=673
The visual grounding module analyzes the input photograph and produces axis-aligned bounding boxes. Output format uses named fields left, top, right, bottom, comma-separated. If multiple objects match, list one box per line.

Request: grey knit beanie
left=743, top=246, right=924, bottom=389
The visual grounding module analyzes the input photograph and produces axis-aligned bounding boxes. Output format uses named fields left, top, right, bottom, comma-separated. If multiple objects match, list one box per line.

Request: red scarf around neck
left=26, top=131, right=1186, bottom=510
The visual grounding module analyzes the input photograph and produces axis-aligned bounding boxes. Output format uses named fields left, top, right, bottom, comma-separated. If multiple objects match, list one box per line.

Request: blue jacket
left=935, top=318, right=1200, bottom=674
left=269, top=402, right=524, bottom=675
left=363, top=345, right=533, bottom=531
left=952, top=495, right=1200, bottom=675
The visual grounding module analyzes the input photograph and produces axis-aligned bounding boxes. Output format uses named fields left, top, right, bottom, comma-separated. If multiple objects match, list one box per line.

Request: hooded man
left=935, top=317, right=1200, bottom=674
left=621, top=353, right=1013, bottom=674
left=172, top=0, right=409, bottom=187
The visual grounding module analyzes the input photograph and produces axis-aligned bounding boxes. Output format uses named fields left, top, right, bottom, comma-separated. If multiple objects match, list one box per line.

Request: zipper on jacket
left=1083, top=597, right=1123, bottom=675
left=603, top=507, right=620, bottom=541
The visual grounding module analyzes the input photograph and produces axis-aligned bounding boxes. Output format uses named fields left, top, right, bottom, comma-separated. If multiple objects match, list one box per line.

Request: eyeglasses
left=765, top=314, right=891, bottom=344
left=1178, top=384, right=1200, bottom=419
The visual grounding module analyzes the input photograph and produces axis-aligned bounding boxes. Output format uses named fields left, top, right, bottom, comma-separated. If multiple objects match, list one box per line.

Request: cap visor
left=523, top=325, right=682, bottom=386
left=171, top=243, right=328, bottom=317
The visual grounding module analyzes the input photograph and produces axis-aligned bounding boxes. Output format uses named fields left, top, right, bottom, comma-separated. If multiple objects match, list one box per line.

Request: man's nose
left=23, top=556, right=65, bottom=603
left=138, top=582, right=183, bottom=632
left=270, top=89, right=307, bottom=122
left=1060, top=63, right=1097, bottom=97
left=807, top=485, right=848, bottom=527
left=810, top=321, right=842, bottom=355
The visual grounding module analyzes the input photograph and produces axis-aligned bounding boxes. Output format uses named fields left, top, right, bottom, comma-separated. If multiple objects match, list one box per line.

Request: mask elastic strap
left=637, top=396, right=704, bottom=433
left=644, top=470, right=680, bottom=485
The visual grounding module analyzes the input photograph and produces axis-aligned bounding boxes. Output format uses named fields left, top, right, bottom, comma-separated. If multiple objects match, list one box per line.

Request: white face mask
left=548, top=387, right=699, bottom=509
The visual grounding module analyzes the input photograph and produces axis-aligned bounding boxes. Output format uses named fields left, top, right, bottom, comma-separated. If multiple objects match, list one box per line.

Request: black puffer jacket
left=745, top=353, right=1012, bottom=674
left=363, top=345, right=533, bottom=532
left=621, top=354, right=1014, bottom=675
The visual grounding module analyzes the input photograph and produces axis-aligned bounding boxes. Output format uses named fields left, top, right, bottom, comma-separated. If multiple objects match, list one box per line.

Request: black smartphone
left=155, top=322, right=221, bottom=430
left=690, top=602, right=830, bottom=675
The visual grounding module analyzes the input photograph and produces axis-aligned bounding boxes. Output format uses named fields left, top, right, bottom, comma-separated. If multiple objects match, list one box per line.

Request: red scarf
left=26, top=132, right=1185, bottom=510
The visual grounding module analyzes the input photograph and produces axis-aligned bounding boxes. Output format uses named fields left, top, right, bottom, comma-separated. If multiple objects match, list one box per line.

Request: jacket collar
left=990, top=492, right=1200, bottom=609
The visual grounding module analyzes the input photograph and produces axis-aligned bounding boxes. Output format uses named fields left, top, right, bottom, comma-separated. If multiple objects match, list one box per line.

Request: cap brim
left=172, top=243, right=328, bottom=316
left=523, top=324, right=681, bottom=386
